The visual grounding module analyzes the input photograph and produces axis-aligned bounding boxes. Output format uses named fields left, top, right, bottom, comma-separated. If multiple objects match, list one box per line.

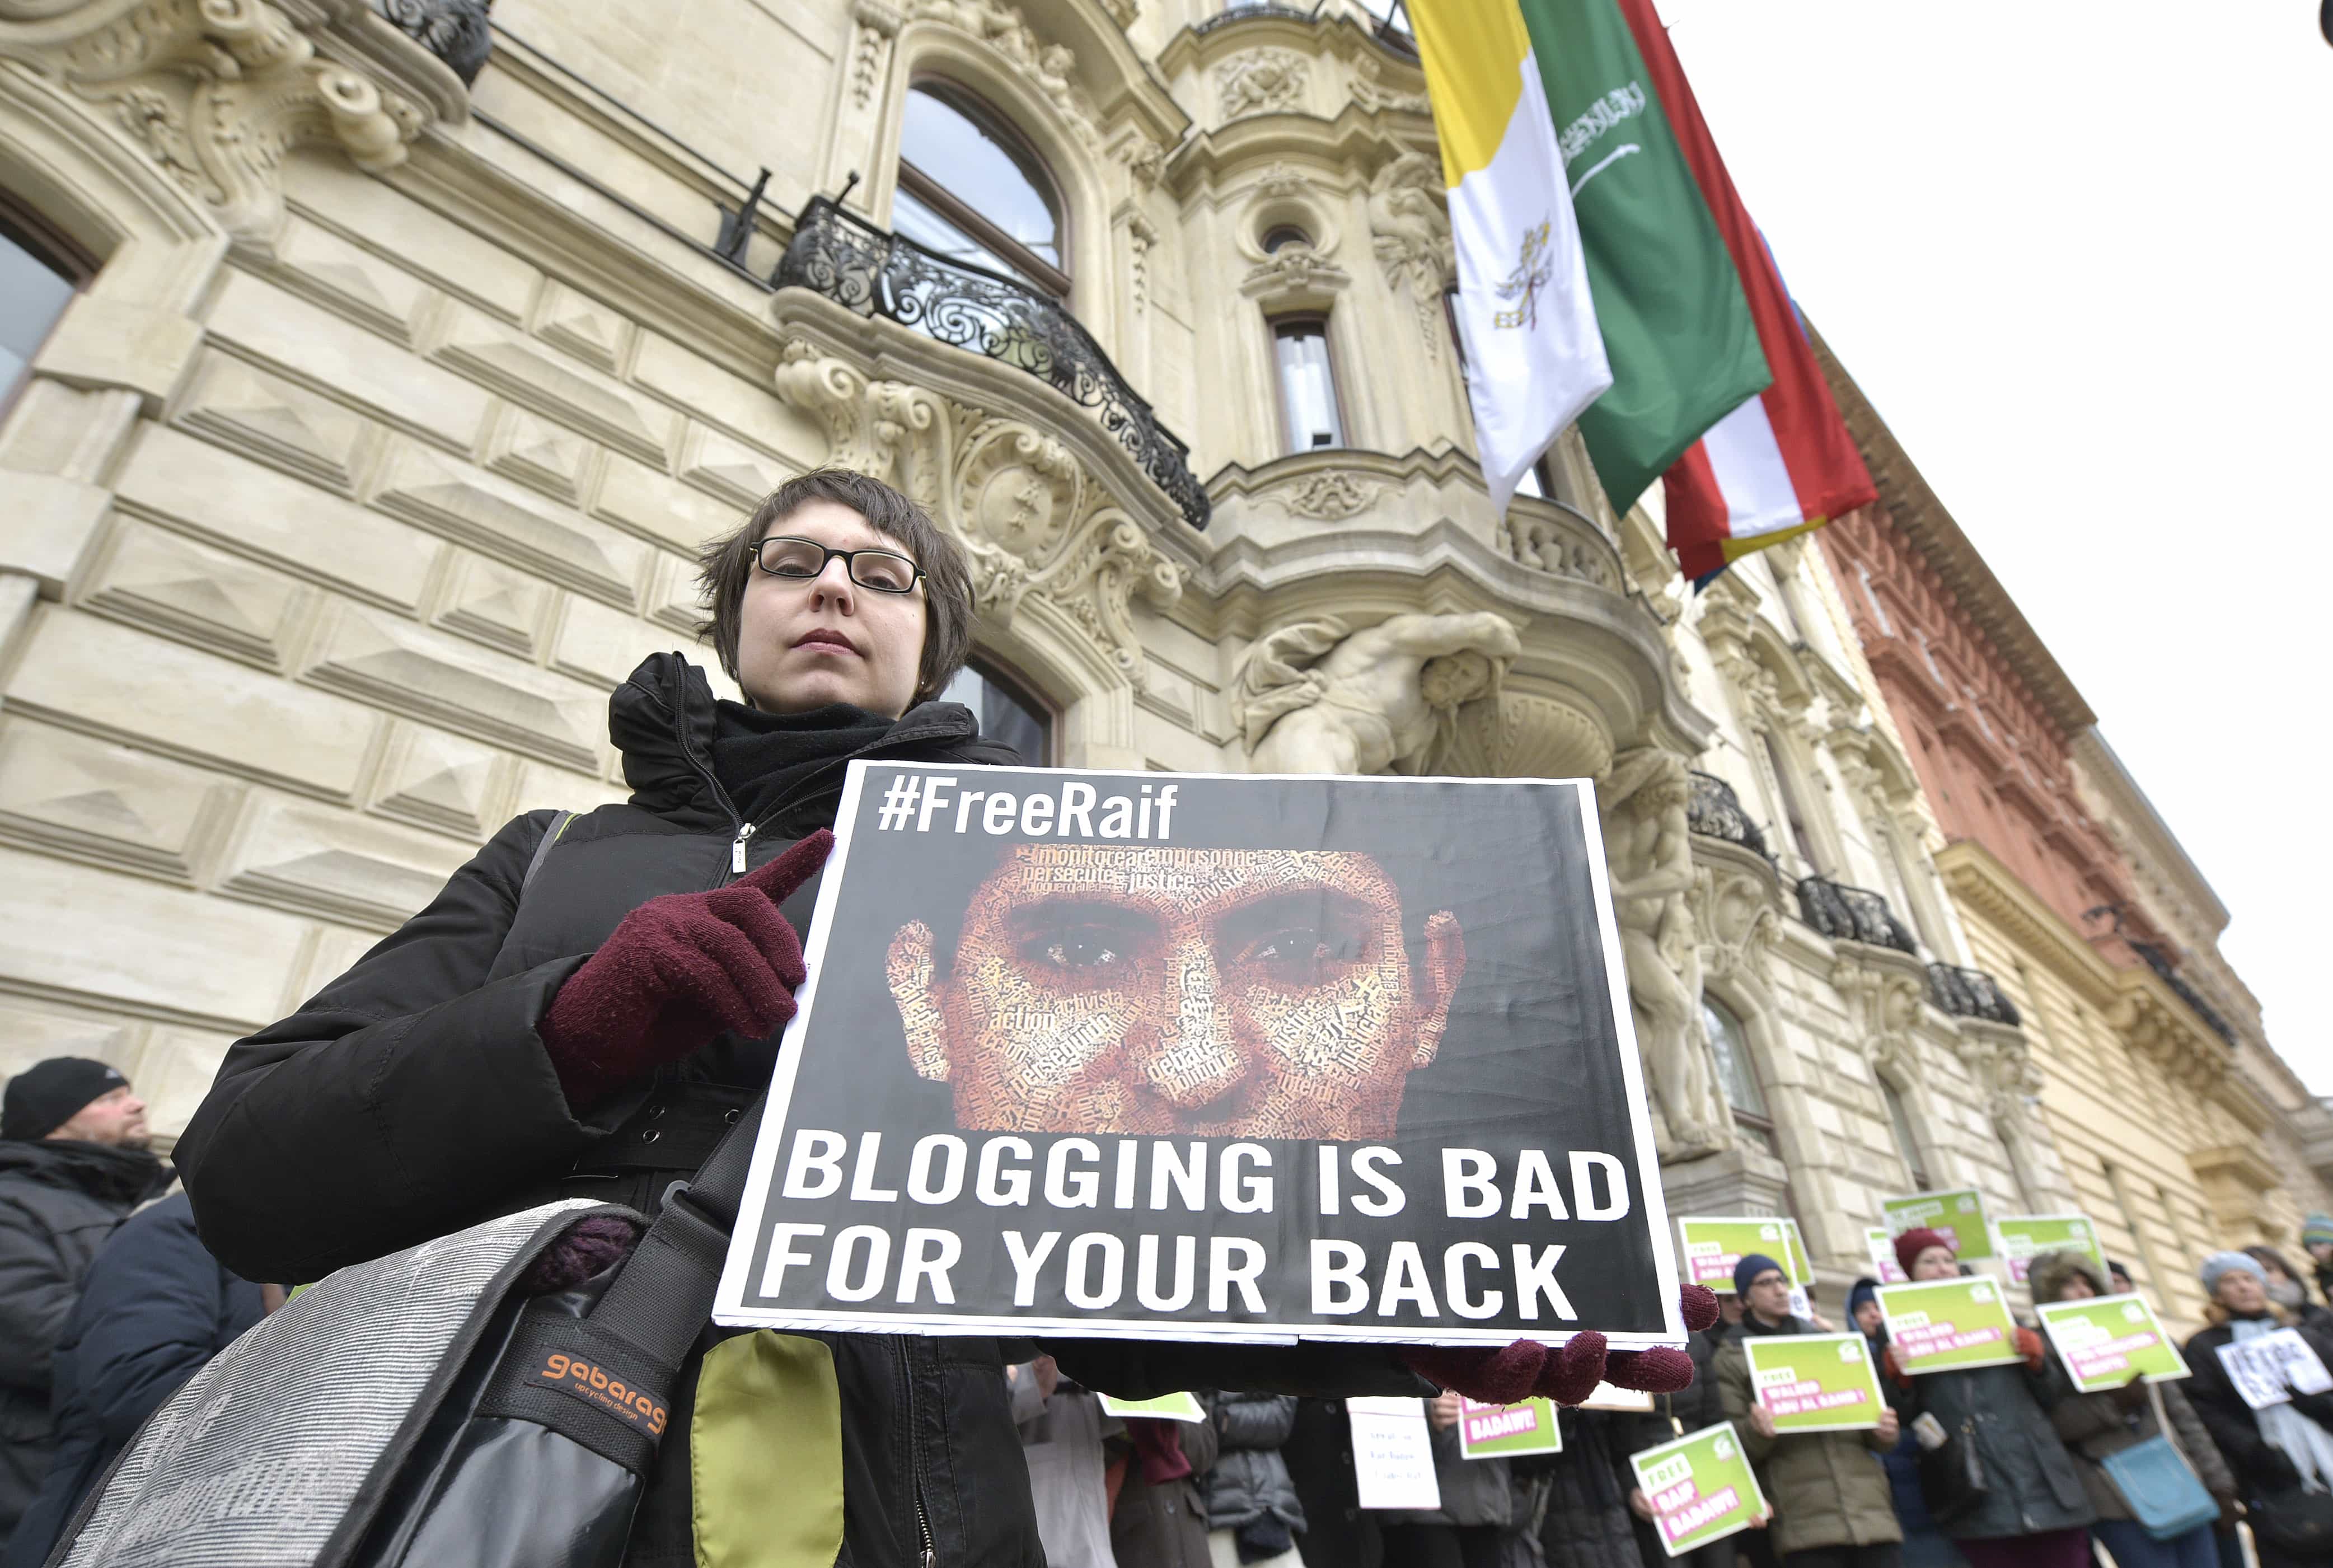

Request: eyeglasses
left=752, top=535, right=924, bottom=595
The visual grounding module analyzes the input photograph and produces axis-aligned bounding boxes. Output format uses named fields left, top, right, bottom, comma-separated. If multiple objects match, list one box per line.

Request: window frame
left=1880, top=1076, right=1931, bottom=1191
left=1267, top=312, right=1348, bottom=456
left=944, top=654, right=1058, bottom=768
left=895, top=79, right=1072, bottom=300
left=1702, top=994, right=1778, bottom=1155
left=0, top=191, right=98, bottom=422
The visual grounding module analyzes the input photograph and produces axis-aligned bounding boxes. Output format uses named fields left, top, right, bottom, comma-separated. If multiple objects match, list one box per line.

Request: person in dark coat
left=1112, top=1412, right=1220, bottom=1568
left=0, top=1057, right=170, bottom=1545
left=1378, top=1391, right=1512, bottom=1568
left=2181, top=1251, right=2333, bottom=1568
left=2245, top=1247, right=2333, bottom=1340
left=1881, top=1230, right=2092, bottom=1568
left=1852, top=1278, right=1962, bottom=1568
left=1202, top=1392, right=1308, bottom=1567
left=2026, top=1250, right=2230, bottom=1568
left=1539, top=1403, right=1669, bottom=1568
left=2, top=1193, right=264, bottom=1567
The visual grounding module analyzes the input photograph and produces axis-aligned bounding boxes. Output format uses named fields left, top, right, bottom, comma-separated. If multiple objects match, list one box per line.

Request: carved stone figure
left=1601, top=746, right=1731, bottom=1161
left=1216, top=49, right=1308, bottom=120
left=1233, top=612, right=1520, bottom=776
left=1367, top=153, right=1454, bottom=355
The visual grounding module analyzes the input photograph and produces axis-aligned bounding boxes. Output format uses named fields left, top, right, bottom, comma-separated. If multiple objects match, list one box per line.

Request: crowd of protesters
left=7, top=474, right=2333, bottom=1566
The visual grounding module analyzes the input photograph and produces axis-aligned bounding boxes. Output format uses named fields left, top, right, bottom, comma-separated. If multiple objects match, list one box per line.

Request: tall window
left=893, top=82, right=1069, bottom=298
left=943, top=659, right=1053, bottom=765
left=1702, top=997, right=1775, bottom=1154
left=1760, top=731, right=1820, bottom=870
left=2, top=202, right=88, bottom=413
left=1271, top=318, right=1344, bottom=453
left=1881, top=1078, right=1930, bottom=1189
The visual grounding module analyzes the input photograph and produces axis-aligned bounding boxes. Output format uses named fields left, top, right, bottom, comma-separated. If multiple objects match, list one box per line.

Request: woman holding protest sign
left=1878, top=1230, right=2093, bottom=1568
left=172, top=468, right=1708, bottom=1568
left=2028, top=1251, right=2231, bottom=1568
left=2181, top=1252, right=2333, bottom=1567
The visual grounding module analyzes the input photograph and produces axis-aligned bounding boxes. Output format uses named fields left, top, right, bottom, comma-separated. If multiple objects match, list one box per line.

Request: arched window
left=2, top=198, right=92, bottom=414
left=943, top=658, right=1054, bottom=765
left=1702, top=996, right=1775, bottom=1154
left=1881, top=1077, right=1931, bottom=1190
left=1760, top=731, right=1820, bottom=871
left=893, top=82, right=1069, bottom=298
left=1269, top=316, right=1344, bottom=453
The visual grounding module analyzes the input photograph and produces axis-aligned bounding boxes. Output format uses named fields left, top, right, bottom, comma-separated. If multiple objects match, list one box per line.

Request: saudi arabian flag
left=1518, top=0, right=1772, bottom=519
left=1407, top=0, right=1612, bottom=515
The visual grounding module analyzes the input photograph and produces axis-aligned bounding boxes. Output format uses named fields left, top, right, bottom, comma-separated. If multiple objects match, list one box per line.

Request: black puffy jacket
left=3, top=1193, right=263, bottom=1568
left=0, top=1139, right=170, bottom=1542
left=1200, top=1392, right=1306, bottom=1536
left=176, top=652, right=1418, bottom=1568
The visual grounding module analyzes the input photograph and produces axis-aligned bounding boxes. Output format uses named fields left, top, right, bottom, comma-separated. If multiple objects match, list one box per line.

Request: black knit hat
left=2, top=1057, right=130, bottom=1142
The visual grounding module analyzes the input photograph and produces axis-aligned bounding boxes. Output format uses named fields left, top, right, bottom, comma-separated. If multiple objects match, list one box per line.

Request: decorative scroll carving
left=1216, top=48, right=1306, bottom=119
left=1276, top=470, right=1378, bottom=521
left=772, top=339, right=1186, bottom=687
left=1351, top=51, right=1430, bottom=116
left=1, top=0, right=428, bottom=238
left=1239, top=243, right=1348, bottom=301
left=1369, top=152, right=1454, bottom=359
left=847, top=0, right=901, bottom=107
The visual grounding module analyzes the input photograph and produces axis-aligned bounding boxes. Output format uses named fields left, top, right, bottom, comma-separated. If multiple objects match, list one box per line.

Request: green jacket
left=1716, top=1317, right=1903, bottom=1556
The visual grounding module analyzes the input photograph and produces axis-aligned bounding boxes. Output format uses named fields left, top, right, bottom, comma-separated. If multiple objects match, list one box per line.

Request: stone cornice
left=1937, top=839, right=2120, bottom=1007
left=1164, top=101, right=1420, bottom=193
left=1812, top=329, right=2095, bottom=739
left=2069, top=729, right=2231, bottom=934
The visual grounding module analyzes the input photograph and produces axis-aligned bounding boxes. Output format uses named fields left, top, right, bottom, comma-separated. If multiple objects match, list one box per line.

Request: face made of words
left=885, top=845, right=1465, bottom=1139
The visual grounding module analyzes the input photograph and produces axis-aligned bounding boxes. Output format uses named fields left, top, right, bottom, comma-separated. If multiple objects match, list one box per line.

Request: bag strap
left=581, top=1093, right=766, bottom=1370
left=2148, top=1381, right=2203, bottom=1480
left=522, top=809, right=574, bottom=894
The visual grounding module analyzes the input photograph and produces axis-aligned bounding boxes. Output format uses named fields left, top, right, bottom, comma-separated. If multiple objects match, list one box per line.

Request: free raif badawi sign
left=714, top=765, right=1685, bottom=1348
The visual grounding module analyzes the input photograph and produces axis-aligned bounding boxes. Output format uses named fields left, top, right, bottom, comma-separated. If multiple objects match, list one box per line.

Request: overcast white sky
left=1654, top=3, right=2333, bottom=1092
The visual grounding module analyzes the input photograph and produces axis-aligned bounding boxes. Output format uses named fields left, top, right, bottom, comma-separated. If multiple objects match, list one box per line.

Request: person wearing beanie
left=1713, top=1256, right=1901, bottom=1568
left=2242, top=1246, right=2333, bottom=1337
left=0, top=1057, right=170, bottom=1541
left=1878, top=1230, right=2093, bottom=1568
left=2303, top=1217, right=2333, bottom=1312
left=2183, top=1249, right=2333, bottom=1568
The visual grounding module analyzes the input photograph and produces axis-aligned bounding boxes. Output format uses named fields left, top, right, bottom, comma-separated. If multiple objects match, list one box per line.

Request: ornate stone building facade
left=0, top=0, right=2297, bottom=1318
left=1817, top=348, right=2324, bottom=1329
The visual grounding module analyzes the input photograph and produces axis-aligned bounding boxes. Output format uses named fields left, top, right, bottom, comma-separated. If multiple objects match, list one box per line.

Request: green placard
left=1995, top=1215, right=2109, bottom=1288
left=1864, top=1227, right=1907, bottom=1284
left=1882, top=1190, right=1995, bottom=1261
left=1458, top=1396, right=1563, bottom=1458
left=1878, top=1277, right=2022, bottom=1374
left=1097, top=1391, right=1207, bottom=1422
left=2036, top=1294, right=2190, bottom=1392
left=1676, top=1216, right=1814, bottom=1292
left=1630, top=1422, right=1769, bottom=1556
left=1742, top=1332, right=1886, bottom=1433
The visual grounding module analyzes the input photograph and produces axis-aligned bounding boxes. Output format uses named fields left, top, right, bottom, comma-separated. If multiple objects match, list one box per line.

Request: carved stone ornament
left=0, top=0, right=429, bottom=238
left=1239, top=242, right=1348, bottom=301
left=1504, top=509, right=1620, bottom=590
left=1230, top=611, right=1520, bottom=778
left=850, top=0, right=1105, bottom=147
left=1368, top=152, right=1455, bottom=359
left=1351, top=51, right=1430, bottom=117
left=1276, top=469, right=1378, bottom=521
left=1216, top=47, right=1306, bottom=120
left=1256, top=160, right=1313, bottom=198
left=772, top=339, right=1183, bottom=686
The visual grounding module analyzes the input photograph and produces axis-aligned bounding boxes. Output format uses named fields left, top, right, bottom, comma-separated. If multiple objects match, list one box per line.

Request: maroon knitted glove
left=1400, top=1284, right=1718, bottom=1405
left=537, top=830, right=833, bottom=1110
left=519, top=1214, right=645, bottom=1295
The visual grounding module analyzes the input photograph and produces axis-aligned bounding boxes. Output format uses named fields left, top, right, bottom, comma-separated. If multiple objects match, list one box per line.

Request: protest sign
left=1882, top=1190, right=1994, bottom=1261
left=714, top=765, right=1684, bottom=1347
left=1864, top=1228, right=1908, bottom=1284
left=1097, top=1392, right=1207, bottom=1422
left=2035, top=1295, right=2187, bottom=1392
left=1351, top=1397, right=1441, bottom=1508
left=1877, top=1277, right=2022, bottom=1374
left=1459, top=1397, right=1563, bottom=1459
left=2214, top=1328, right=2333, bottom=1410
left=1631, top=1423, right=1768, bottom=1556
left=1676, top=1216, right=1814, bottom=1293
left=1583, top=1383, right=1655, bottom=1412
left=1995, top=1215, right=2108, bottom=1286
left=1742, top=1333, right=1885, bottom=1433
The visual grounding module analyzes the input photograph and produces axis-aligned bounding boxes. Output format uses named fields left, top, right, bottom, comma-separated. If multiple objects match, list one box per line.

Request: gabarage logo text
left=535, top=1351, right=668, bottom=1437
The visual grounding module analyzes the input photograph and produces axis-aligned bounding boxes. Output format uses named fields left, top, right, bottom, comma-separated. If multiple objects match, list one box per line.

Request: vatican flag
left=1408, top=0, right=1611, bottom=515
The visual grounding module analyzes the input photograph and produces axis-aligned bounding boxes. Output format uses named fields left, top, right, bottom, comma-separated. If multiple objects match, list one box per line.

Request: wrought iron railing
left=1795, top=876, right=1920, bottom=956
left=376, top=0, right=493, bottom=86
left=1194, top=2, right=1316, bottom=30
left=1927, top=963, right=2022, bottom=1027
left=2130, top=939, right=2237, bottom=1047
left=1685, top=771, right=1774, bottom=862
left=778, top=196, right=1211, bottom=528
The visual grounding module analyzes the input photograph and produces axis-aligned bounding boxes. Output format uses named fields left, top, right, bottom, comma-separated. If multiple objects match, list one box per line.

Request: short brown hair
left=697, top=469, right=977, bottom=706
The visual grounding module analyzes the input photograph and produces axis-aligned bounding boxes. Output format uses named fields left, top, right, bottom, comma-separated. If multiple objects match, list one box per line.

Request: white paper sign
left=2217, top=1330, right=2333, bottom=1410
left=1349, top=1396, right=1442, bottom=1510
